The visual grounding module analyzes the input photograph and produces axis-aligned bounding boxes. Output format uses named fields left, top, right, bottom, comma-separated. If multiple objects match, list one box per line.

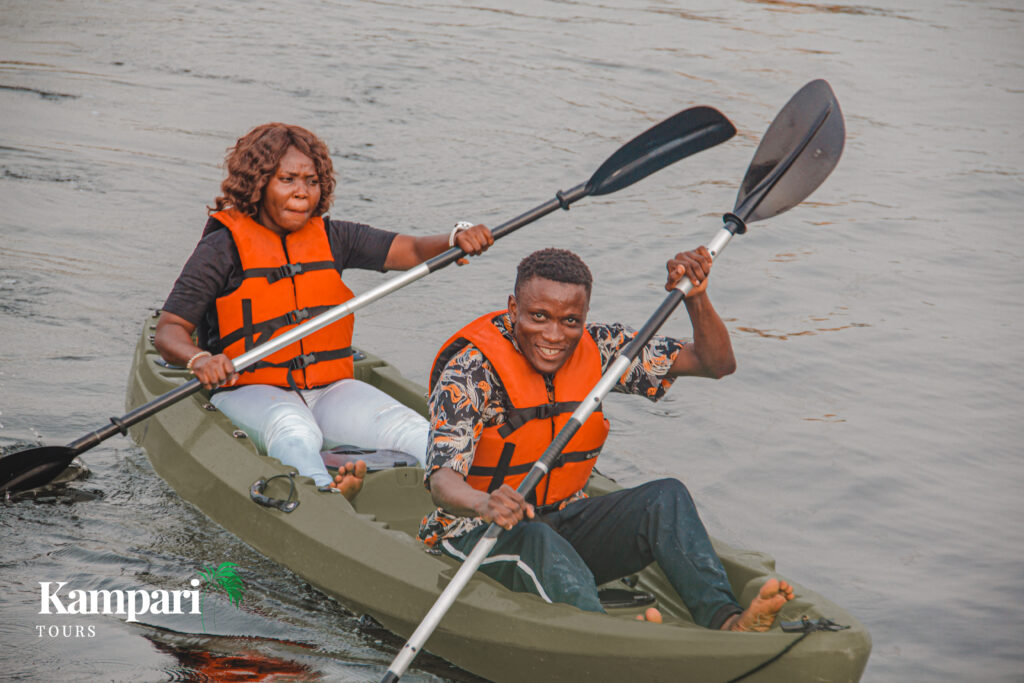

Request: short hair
left=210, top=123, right=336, bottom=218
left=514, top=248, right=593, bottom=298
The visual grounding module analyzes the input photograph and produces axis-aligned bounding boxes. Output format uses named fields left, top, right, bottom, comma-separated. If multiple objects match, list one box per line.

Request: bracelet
left=186, top=350, right=212, bottom=373
left=449, top=221, right=474, bottom=248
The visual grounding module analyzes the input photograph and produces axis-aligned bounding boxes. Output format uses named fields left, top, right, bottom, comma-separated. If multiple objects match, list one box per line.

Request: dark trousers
left=439, top=478, right=742, bottom=629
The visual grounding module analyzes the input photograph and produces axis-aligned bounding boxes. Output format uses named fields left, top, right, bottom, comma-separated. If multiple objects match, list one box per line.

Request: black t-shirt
left=161, top=215, right=397, bottom=347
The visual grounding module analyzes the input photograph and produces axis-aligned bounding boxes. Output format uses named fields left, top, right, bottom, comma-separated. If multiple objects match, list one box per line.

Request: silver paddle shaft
left=229, top=263, right=431, bottom=372
left=385, top=533, right=498, bottom=680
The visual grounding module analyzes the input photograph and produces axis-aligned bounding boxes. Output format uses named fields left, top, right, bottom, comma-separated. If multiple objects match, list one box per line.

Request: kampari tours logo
left=35, top=562, right=246, bottom=638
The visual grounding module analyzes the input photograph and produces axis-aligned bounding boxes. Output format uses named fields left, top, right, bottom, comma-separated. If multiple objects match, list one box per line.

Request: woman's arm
left=154, top=312, right=238, bottom=389
left=383, top=223, right=493, bottom=271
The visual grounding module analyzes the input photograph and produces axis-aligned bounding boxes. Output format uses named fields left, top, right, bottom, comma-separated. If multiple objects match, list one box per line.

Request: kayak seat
left=597, top=587, right=656, bottom=609
left=321, top=445, right=419, bottom=472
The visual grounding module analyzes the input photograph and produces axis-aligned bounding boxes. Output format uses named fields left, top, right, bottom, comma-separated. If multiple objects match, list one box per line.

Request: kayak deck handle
left=250, top=474, right=300, bottom=512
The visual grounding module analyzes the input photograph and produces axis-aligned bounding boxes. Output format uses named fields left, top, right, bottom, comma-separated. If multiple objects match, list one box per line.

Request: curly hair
left=210, top=123, right=336, bottom=218
left=514, top=248, right=593, bottom=298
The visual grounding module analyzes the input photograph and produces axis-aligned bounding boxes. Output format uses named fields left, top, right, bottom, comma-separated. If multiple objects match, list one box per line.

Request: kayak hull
left=126, top=314, right=870, bottom=682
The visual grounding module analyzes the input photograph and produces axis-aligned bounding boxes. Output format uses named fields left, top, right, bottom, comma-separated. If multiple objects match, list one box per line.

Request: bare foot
left=634, top=607, right=663, bottom=623
left=328, top=460, right=367, bottom=500
left=724, top=578, right=794, bottom=632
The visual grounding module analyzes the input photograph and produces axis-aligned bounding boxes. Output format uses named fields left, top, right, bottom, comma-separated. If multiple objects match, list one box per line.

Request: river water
left=1, top=1, right=1021, bottom=681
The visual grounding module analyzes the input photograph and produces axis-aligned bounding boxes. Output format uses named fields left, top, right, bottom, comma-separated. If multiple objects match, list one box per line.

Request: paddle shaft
left=68, top=185, right=594, bottom=458
left=382, top=216, right=743, bottom=682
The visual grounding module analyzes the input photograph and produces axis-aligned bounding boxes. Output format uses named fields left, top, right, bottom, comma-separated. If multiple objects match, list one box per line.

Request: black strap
left=241, top=298, right=254, bottom=350
left=780, top=616, right=849, bottom=633
left=244, top=346, right=355, bottom=374
left=241, top=260, right=336, bottom=284
left=468, top=447, right=600, bottom=484
left=285, top=367, right=306, bottom=398
left=239, top=346, right=354, bottom=395
left=497, top=401, right=583, bottom=438
left=220, top=303, right=335, bottom=351
left=726, top=618, right=849, bottom=683
left=484, top=443, right=517, bottom=492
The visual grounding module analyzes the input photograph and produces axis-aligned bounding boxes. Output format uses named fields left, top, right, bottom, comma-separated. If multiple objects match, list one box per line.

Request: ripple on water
left=3, top=0, right=1024, bottom=680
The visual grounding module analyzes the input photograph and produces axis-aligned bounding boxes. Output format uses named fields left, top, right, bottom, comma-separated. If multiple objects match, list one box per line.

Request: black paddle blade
left=0, top=446, right=77, bottom=494
left=734, top=79, right=845, bottom=223
left=587, top=106, right=736, bottom=196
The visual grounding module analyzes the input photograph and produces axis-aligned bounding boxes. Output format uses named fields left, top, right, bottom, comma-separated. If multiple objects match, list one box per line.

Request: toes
left=759, top=577, right=794, bottom=602
left=634, top=608, right=663, bottom=624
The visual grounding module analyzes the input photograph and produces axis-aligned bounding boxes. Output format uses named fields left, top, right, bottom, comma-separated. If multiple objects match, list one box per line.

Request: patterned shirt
left=418, top=312, right=687, bottom=545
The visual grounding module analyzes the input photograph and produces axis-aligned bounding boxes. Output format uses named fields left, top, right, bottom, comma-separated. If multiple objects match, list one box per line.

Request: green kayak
left=125, top=313, right=871, bottom=682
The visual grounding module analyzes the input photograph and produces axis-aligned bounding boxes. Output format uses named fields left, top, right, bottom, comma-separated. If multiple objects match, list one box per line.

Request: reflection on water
left=146, top=630, right=318, bottom=682
left=141, top=621, right=491, bottom=683
left=735, top=321, right=869, bottom=340
left=2, top=0, right=1022, bottom=681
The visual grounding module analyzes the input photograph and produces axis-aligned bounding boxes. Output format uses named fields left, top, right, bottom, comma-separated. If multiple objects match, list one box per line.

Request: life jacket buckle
left=270, top=262, right=304, bottom=282
left=288, top=352, right=318, bottom=369
left=535, top=403, right=557, bottom=420
left=285, top=308, right=311, bottom=325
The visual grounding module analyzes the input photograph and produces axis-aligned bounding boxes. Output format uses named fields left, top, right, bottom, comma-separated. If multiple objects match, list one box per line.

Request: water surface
left=2, top=1, right=1022, bottom=680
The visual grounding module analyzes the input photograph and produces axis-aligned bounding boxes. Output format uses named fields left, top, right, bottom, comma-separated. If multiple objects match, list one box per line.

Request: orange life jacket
left=430, top=311, right=610, bottom=507
left=209, top=209, right=355, bottom=389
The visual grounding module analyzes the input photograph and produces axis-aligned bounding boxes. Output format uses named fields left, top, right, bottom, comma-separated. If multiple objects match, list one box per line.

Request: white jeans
left=210, top=378, right=428, bottom=487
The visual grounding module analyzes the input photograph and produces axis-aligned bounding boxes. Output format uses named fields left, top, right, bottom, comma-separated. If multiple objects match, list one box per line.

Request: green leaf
left=197, top=564, right=217, bottom=584
left=213, top=562, right=246, bottom=607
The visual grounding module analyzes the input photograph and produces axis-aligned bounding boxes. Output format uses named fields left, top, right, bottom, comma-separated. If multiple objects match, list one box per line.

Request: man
left=419, top=247, right=793, bottom=631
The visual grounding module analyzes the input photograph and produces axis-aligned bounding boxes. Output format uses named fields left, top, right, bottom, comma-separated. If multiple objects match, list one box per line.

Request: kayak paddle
left=0, top=106, right=736, bottom=495
left=382, top=78, right=845, bottom=682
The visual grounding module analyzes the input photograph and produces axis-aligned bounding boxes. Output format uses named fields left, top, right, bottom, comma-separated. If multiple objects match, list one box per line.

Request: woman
left=155, top=122, right=492, bottom=498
